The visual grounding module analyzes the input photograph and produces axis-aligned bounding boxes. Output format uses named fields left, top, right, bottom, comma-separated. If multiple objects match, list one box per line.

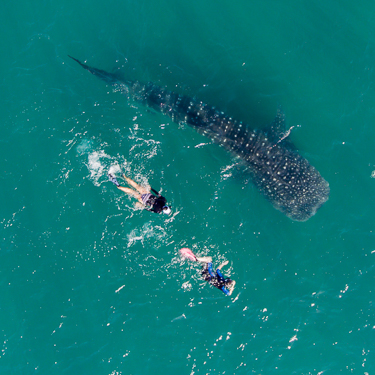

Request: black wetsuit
left=201, top=263, right=232, bottom=295
left=141, top=188, right=167, bottom=214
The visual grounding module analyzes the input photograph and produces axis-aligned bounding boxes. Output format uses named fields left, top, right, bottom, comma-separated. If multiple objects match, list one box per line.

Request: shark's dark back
left=127, top=80, right=329, bottom=220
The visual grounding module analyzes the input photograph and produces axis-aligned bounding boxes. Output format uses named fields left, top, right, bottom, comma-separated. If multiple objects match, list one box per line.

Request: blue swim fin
left=108, top=173, right=120, bottom=187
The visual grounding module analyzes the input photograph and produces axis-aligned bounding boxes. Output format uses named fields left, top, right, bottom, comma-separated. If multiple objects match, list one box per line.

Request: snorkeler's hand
left=135, top=202, right=143, bottom=209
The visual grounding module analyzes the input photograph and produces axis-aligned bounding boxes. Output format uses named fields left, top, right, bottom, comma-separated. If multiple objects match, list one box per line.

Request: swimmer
left=180, top=248, right=236, bottom=296
left=108, top=173, right=171, bottom=215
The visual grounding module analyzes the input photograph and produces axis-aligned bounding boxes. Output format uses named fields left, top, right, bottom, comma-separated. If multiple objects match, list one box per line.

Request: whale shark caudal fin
left=68, top=55, right=122, bottom=86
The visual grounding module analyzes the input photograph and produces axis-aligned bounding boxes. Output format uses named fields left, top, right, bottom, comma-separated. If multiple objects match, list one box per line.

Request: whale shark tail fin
left=68, top=55, right=119, bottom=86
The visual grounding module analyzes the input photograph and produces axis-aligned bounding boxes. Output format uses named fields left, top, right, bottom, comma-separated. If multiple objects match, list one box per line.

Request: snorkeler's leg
left=116, top=186, right=142, bottom=200
left=196, top=256, right=213, bottom=263
left=122, top=174, right=150, bottom=195
left=207, top=262, right=216, bottom=278
left=217, top=260, right=229, bottom=271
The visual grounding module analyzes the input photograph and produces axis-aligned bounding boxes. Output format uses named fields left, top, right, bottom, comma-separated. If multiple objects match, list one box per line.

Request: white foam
left=76, top=139, right=93, bottom=155
left=108, top=163, right=122, bottom=176
left=86, top=150, right=112, bottom=186
left=126, top=223, right=167, bottom=248
left=77, top=140, right=125, bottom=186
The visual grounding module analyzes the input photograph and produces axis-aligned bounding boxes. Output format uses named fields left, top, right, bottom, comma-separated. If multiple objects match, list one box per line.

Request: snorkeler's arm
left=150, top=188, right=160, bottom=196
left=227, top=280, right=236, bottom=295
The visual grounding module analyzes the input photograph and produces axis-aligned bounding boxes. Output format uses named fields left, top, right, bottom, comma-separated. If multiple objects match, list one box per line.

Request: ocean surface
left=1, top=1, right=375, bottom=374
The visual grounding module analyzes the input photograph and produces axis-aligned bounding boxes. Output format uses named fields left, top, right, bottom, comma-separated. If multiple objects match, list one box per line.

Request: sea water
left=1, top=1, right=375, bottom=374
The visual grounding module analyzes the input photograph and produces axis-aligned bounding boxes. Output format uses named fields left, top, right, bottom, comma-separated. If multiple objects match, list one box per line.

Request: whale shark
left=69, top=56, right=329, bottom=221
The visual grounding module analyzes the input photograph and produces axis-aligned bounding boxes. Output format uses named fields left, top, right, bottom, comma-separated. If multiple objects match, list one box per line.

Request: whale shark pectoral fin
left=265, top=107, right=297, bottom=150
left=267, top=107, right=286, bottom=140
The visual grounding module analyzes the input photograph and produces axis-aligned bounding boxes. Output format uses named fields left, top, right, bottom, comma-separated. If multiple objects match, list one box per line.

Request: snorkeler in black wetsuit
left=108, top=173, right=171, bottom=215
left=140, top=188, right=168, bottom=214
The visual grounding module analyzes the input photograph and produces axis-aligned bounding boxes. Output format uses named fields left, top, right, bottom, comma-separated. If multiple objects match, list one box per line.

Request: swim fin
left=180, top=248, right=198, bottom=262
left=108, top=173, right=120, bottom=187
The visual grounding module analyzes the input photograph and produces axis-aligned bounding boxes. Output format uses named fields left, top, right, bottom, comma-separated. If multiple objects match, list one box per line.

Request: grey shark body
left=69, top=56, right=329, bottom=221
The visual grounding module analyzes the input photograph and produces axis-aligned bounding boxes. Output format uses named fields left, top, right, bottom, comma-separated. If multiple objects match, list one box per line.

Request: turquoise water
left=1, top=1, right=375, bottom=374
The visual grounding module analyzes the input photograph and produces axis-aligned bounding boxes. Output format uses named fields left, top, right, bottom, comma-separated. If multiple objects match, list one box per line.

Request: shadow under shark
left=69, top=56, right=329, bottom=221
